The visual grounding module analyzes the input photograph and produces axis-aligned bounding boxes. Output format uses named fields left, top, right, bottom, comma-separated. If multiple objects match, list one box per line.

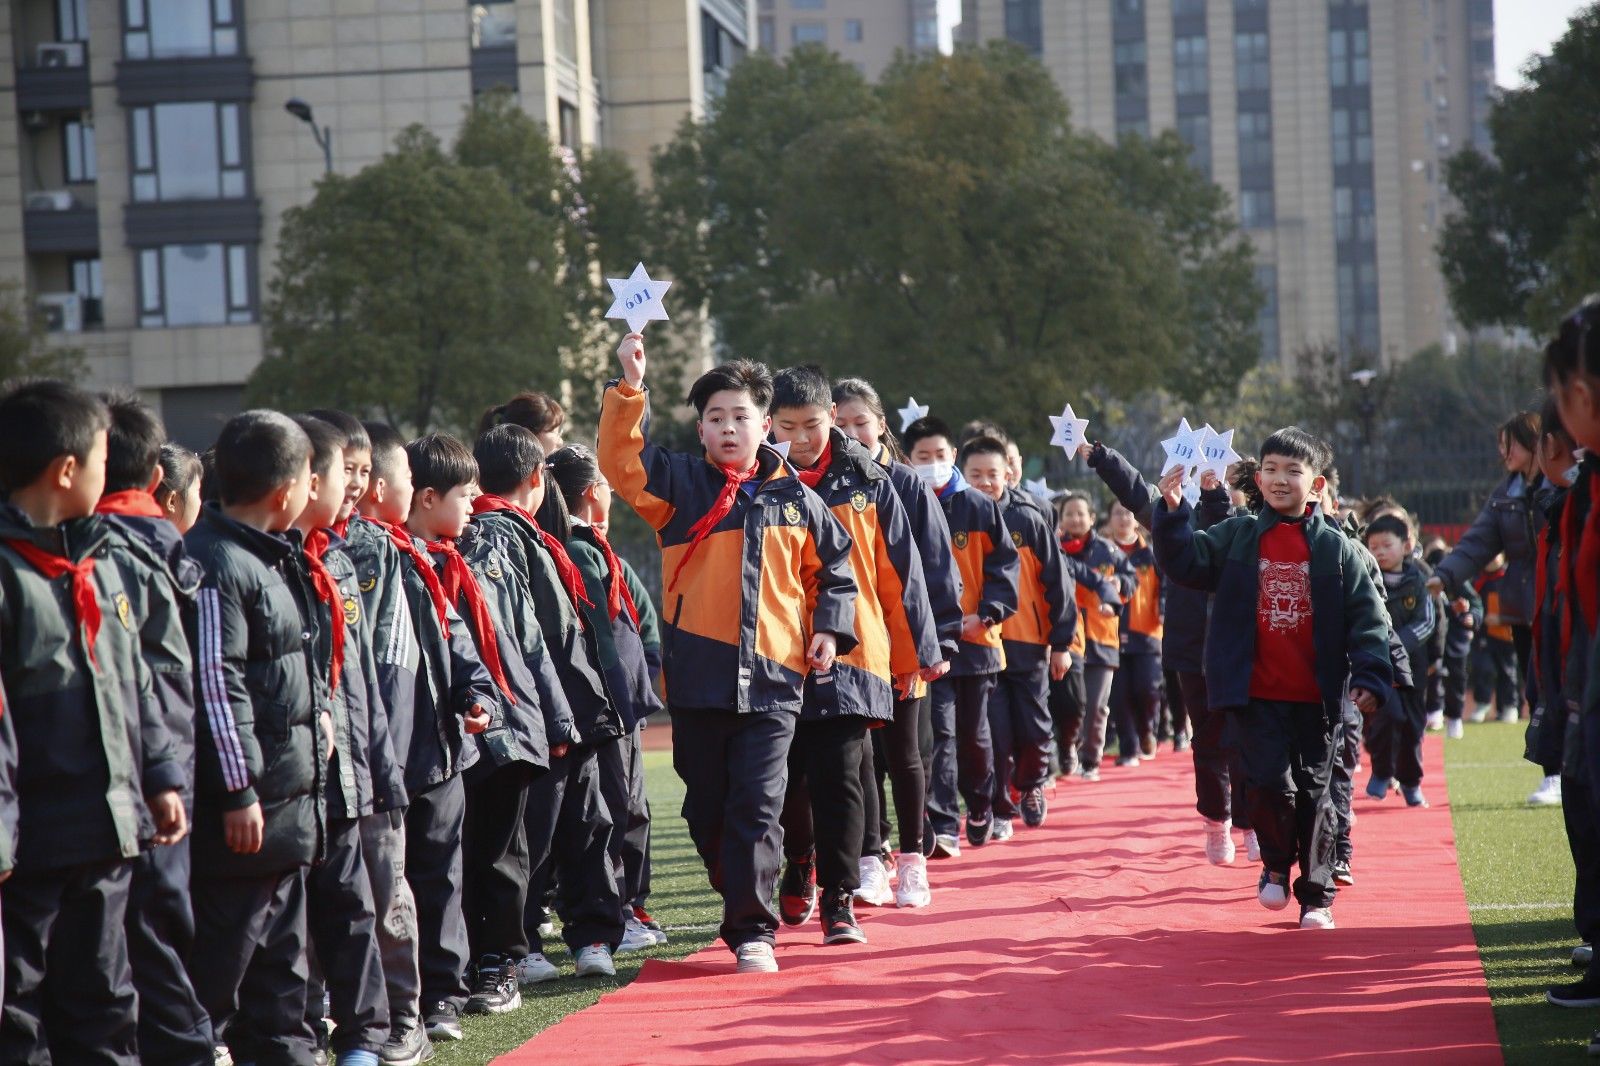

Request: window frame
left=137, top=242, right=256, bottom=329
left=61, top=118, right=97, bottom=184
left=127, top=101, right=250, bottom=203
left=123, top=0, right=243, bottom=60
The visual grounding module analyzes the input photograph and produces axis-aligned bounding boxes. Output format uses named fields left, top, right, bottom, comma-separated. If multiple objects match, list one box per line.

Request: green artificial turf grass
left=429, top=749, right=723, bottom=1065
left=1446, top=717, right=1590, bottom=1064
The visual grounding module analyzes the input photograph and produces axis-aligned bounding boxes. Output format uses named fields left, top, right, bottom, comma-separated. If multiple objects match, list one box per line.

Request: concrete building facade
left=757, top=0, right=939, bottom=81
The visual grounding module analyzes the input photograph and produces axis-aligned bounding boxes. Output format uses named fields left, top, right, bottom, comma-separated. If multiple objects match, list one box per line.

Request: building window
left=1328, top=27, right=1369, bottom=88
left=703, top=13, right=744, bottom=97
left=1114, top=0, right=1143, bottom=16
left=124, top=0, right=240, bottom=60
left=1234, top=31, right=1268, bottom=91
left=1234, top=0, right=1266, bottom=11
left=138, top=243, right=255, bottom=328
left=129, top=102, right=248, bottom=202
left=470, top=3, right=516, bottom=48
left=70, top=256, right=103, bottom=328
left=1114, top=40, right=1146, bottom=98
left=1173, top=0, right=1205, bottom=15
left=1173, top=34, right=1208, bottom=96
left=1176, top=114, right=1210, bottom=177
left=1334, top=185, right=1376, bottom=242
left=1330, top=106, right=1371, bottom=166
left=1471, top=38, right=1493, bottom=66
left=1004, top=0, right=1041, bottom=54
left=1254, top=263, right=1278, bottom=362
left=62, top=119, right=97, bottom=183
left=553, top=0, right=577, bottom=62
left=791, top=21, right=825, bottom=45
left=912, top=15, right=937, bottom=49
left=1236, top=109, right=1271, bottom=169
left=792, top=0, right=824, bottom=8
left=57, top=0, right=89, bottom=42
left=844, top=18, right=863, bottom=42
left=758, top=16, right=774, bottom=50
left=1116, top=117, right=1148, bottom=139
left=558, top=101, right=579, bottom=148
left=1239, top=189, right=1274, bottom=228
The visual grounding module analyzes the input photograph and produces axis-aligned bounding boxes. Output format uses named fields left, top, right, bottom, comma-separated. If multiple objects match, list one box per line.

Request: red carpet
left=500, top=736, right=1501, bottom=1064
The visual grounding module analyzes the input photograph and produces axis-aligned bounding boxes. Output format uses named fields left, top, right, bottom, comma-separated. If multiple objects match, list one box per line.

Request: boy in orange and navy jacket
left=904, top=417, right=1020, bottom=854
left=598, top=335, right=857, bottom=975
left=959, top=436, right=1075, bottom=838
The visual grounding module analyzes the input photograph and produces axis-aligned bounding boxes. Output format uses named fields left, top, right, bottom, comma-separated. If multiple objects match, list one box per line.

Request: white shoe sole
left=895, top=890, right=931, bottom=908
left=1258, top=888, right=1291, bottom=912
left=425, top=1023, right=463, bottom=1043
left=517, top=967, right=559, bottom=986
left=575, top=961, right=616, bottom=978
left=1300, top=915, right=1336, bottom=930
left=1206, top=845, right=1235, bottom=865
left=854, top=887, right=894, bottom=907
left=467, top=990, right=522, bottom=1015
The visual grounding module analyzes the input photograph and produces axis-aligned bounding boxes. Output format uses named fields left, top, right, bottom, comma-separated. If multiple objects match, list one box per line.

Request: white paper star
left=1047, top=403, right=1090, bottom=458
left=898, top=396, right=930, bottom=433
left=770, top=439, right=792, bottom=460
left=1182, top=478, right=1202, bottom=508
left=1160, top=417, right=1203, bottom=478
left=1194, top=424, right=1241, bottom=481
left=1024, top=477, right=1051, bottom=500
left=605, top=263, right=672, bottom=335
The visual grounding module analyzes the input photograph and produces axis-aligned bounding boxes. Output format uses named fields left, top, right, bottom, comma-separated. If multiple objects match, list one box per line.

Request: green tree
left=1439, top=5, right=1600, bottom=330
left=0, top=279, right=85, bottom=384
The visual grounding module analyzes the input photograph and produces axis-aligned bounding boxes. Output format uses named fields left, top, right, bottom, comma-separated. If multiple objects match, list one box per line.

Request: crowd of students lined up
left=0, top=297, right=1597, bottom=1065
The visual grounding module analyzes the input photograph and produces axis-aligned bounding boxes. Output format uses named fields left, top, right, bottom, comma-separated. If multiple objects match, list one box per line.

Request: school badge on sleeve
left=114, top=592, right=133, bottom=631
left=343, top=597, right=361, bottom=625
left=953, top=531, right=969, bottom=549
left=850, top=491, right=868, bottom=514
left=1011, top=530, right=1024, bottom=547
left=783, top=501, right=803, bottom=525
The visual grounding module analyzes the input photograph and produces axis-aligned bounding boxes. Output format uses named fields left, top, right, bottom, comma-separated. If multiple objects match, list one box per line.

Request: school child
left=479, top=390, right=566, bottom=455
left=183, top=409, right=327, bottom=1064
left=903, top=416, right=1020, bottom=854
left=155, top=442, right=204, bottom=533
left=598, top=334, right=857, bottom=974
left=1054, top=492, right=1132, bottom=782
left=465, top=427, right=626, bottom=983
left=768, top=367, right=941, bottom=943
left=1101, top=500, right=1165, bottom=767
left=831, top=379, right=962, bottom=906
left=0, top=381, right=183, bottom=1065
left=1363, top=513, right=1437, bottom=808
left=1424, top=540, right=1483, bottom=741
left=958, top=435, right=1072, bottom=838
left=1471, top=556, right=1522, bottom=723
left=1153, top=427, right=1392, bottom=930
left=544, top=444, right=668, bottom=949
left=96, top=393, right=216, bottom=1065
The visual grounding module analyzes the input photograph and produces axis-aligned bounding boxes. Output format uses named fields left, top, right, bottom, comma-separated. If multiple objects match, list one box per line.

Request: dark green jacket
left=567, top=523, right=663, bottom=730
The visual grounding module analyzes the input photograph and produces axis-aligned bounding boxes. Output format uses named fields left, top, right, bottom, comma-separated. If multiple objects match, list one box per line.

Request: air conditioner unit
left=36, top=42, right=85, bottom=68
left=26, top=190, right=74, bottom=211
left=37, top=292, right=82, bottom=334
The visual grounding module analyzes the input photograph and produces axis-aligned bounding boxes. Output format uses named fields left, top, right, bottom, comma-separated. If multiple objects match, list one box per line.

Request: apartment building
left=756, top=0, right=939, bottom=80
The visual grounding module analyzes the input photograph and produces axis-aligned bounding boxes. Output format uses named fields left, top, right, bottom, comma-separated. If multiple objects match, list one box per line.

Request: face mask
left=915, top=462, right=954, bottom=489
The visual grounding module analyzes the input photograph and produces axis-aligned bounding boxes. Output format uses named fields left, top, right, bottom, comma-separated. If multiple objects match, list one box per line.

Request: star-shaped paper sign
left=1182, top=477, right=1202, bottom=508
left=1194, top=424, right=1241, bottom=481
left=1024, top=477, right=1052, bottom=500
left=770, top=439, right=792, bottom=460
left=605, top=263, right=672, bottom=335
left=898, top=396, right=929, bottom=433
left=1048, top=403, right=1090, bottom=458
left=1160, top=417, right=1203, bottom=478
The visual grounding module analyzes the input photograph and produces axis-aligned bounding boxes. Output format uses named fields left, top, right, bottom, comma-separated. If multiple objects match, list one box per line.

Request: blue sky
left=1496, top=0, right=1591, bottom=86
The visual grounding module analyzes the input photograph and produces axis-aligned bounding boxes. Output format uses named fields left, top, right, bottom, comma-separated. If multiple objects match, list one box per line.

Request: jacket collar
left=197, top=502, right=300, bottom=563
left=0, top=499, right=112, bottom=561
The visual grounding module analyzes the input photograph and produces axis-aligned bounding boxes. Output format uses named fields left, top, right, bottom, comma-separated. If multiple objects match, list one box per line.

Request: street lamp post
left=284, top=97, right=332, bottom=176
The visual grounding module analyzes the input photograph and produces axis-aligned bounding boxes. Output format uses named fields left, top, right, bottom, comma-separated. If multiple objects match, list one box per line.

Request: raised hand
left=617, top=333, right=646, bottom=389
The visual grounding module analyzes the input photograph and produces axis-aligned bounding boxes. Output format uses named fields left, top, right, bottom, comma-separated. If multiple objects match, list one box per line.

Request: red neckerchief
left=1573, top=471, right=1600, bottom=634
left=796, top=439, right=833, bottom=490
left=670, top=462, right=759, bottom=592
left=94, top=489, right=166, bottom=518
left=424, top=538, right=515, bottom=703
left=588, top=526, right=640, bottom=626
left=379, top=521, right=450, bottom=634
left=303, top=528, right=346, bottom=694
left=471, top=494, right=594, bottom=622
left=332, top=516, right=350, bottom=539
left=1061, top=534, right=1089, bottom=556
left=6, top=539, right=100, bottom=666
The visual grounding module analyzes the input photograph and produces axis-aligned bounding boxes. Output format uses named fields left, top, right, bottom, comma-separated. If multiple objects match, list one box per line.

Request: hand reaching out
left=617, top=333, right=646, bottom=389
left=1157, top=466, right=1185, bottom=509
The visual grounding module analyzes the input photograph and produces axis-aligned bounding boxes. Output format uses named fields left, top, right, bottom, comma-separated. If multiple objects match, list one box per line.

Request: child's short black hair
left=213, top=410, right=312, bottom=507
left=903, top=415, right=954, bottom=455
left=1540, top=395, right=1575, bottom=448
left=960, top=419, right=1009, bottom=446
left=958, top=435, right=1008, bottom=467
left=771, top=365, right=833, bottom=412
left=1364, top=513, right=1412, bottom=544
left=292, top=415, right=344, bottom=480
left=306, top=409, right=372, bottom=456
left=1543, top=296, right=1600, bottom=384
left=199, top=447, right=219, bottom=503
left=1230, top=457, right=1264, bottom=512
left=1054, top=490, right=1096, bottom=521
left=363, top=421, right=407, bottom=483
left=1498, top=411, right=1540, bottom=455
left=0, top=380, right=111, bottom=492
left=1259, top=426, right=1331, bottom=471
left=687, top=360, right=773, bottom=415
left=474, top=424, right=544, bottom=496
left=406, top=433, right=477, bottom=496
left=158, top=443, right=202, bottom=499
left=101, top=390, right=166, bottom=494
left=478, top=390, right=565, bottom=440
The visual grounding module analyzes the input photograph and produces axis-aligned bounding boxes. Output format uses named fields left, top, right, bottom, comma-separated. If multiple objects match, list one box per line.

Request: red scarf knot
left=670, top=463, right=759, bottom=592
left=795, top=439, right=833, bottom=490
left=1061, top=534, right=1089, bottom=556
left=7, top=539, right=101, bottom=667
left=424, top=538, right=516, bottom=703
left=304, top=529, right=346, bottom=695
left=590, top=527, right=640, bottom=626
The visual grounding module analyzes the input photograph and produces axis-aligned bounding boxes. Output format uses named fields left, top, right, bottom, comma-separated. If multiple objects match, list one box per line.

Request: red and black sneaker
left=632, top=905, right=668, bottom=946
left=779, top=854, right=818, bottom=926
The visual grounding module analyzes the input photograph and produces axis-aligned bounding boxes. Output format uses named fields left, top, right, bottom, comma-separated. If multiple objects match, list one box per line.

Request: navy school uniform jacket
left=797, top=430, right=941, bottom=722
left=344, top=514, right=422, bottom=801
left=566, top=523, right=663, bottom=731
left=997, top=485, right=1075, bottom=672
left=1112, top=534, right=1165, bottom=659
left=598, top=379, right=858, bottom=715
left=1341, top=517, right=1422, bottom=727
left=1063, top=534, right=1131, bottom=668
left=1153, top=498, right=1393, bottom=721
left=185, top=506, right=324, bottom=877
left=1380, top=557, right=1439, bottom=677
left=620, top=555, right=662, bottom=687
left=932, top=470, right=1019, bottom=677
left=872, top=443, right=964, bottom=662
left=0, top=504, right=179, bottom=874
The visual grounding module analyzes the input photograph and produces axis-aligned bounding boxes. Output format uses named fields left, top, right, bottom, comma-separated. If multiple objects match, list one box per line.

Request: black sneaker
left=424, top=1000, right=463, bottom=1042
left=779, top=853, right=818, bottom=926
left=465, top=955, right=522, bottom=1015
left=1548, top=979, right=1600, bottom=1008
left=1331, top=860, right=1355, bottom=887
left=966, top=813, right=992, bottom=847
left=821, top=891, right=867, bottom=945
left=1020, top=787, right=1048, bottom=828
left=381, top=1024, right=436, bottom=1066
left=1173, top=732, right=1191, bottom=753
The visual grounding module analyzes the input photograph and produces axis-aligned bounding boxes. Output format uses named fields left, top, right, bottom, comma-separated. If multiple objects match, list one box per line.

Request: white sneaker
left=854, top=856, right=894, bottom=907
left=616, top=915, right=658, bottom=953
left=1257, top=871, right=1290, bottom=911
left=1447, top=718, right=1465, bottom=739
left=1529, top=775, right=1563, bottom=807
left=1500, top=708, right=1521, bottom=723
left=991, top=817, right=1014, bottom=843
left=1426, top=710, right=1445, bottom=732
left=734, top=941, right=779, bottom=974
left=1300, top=906, right=1336, bottom=929
left=213, top=1047, right=235, bottom=1066
left=1204, top=818, right=1235, bottom=865
left=931, top=834, right=961, bottom=859
left=574, top=944, right=615, bottom=978
left=1243, top=829, right=1261, bottom=862
left=895, top=852, right=931, bottom=908
left=1468, top=705, right=1492, bottom=724
left=516, top=952, right=559, bottom=986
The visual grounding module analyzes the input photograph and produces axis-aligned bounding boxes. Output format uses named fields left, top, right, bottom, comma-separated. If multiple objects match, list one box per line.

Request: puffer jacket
left=185, top=505, right=324, bottom=877
left=872, top=444, right=964, bottom=662
left=1434, top=471, right=1546, bottom=626
left=0, top=503, right=178, bottom=873
left=343, top=515, right=419, bottom=797
left=932, top=470, right=1019, bottom=677
left=997, top=486, right=1075, bottom=669
left=567, top=523, right=664, bottom=731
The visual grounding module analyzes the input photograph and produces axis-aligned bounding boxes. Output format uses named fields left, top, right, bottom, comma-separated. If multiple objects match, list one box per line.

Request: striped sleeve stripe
left=382, top=586, right=413, bottom=668
left=197, top=588, right=251, bottom=791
